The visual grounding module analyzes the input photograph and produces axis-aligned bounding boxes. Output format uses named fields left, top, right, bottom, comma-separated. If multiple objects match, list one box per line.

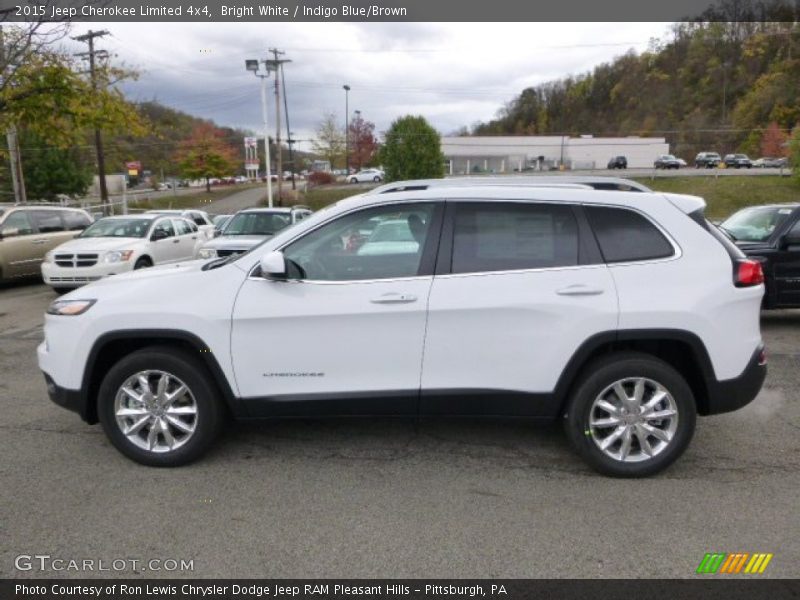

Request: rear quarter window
left=585, top=205, right=674, bottom=263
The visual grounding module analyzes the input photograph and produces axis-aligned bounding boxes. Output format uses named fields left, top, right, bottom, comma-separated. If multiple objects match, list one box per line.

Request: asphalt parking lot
left=1, top=279, right=798, bottom=579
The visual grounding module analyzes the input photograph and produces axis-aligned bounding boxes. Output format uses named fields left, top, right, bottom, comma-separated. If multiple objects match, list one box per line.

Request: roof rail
left=369, top=175, right=652, bottom=194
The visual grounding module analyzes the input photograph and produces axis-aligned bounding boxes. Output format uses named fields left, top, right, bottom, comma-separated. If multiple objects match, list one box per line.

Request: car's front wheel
left=564, top=352, right=696, bottom=477
left=97, top=347, right=224, bottom=466
left=350, top=177, right=358, bottom=184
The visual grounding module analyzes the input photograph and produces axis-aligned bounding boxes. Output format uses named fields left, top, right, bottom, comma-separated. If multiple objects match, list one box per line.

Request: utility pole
left=280, top=63, right=296, bottom=191
left=267, top=49, right=290, bottom=205
left=1, top=26, right=27, bottom=204
left=245, top=57, right=274, bottom=207
left=73, top=30, right=111, bottom=214
left=343, top=85, right=350, bottom=175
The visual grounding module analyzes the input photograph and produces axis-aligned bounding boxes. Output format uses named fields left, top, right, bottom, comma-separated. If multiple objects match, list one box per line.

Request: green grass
left=295, top=186, right=368, bottom=210
left=127, top=184, right=261, bottom=211
left=633, top=175, right=800, bottom=219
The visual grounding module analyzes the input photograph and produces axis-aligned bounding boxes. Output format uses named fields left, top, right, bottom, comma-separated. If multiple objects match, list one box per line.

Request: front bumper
left=41, top=261, right=131, bottom=288
left=703, top=344, right=767, bottom=415
left=42, top=372, right=93, bottom=423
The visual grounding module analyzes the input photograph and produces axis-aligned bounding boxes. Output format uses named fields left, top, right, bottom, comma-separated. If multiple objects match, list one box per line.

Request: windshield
left=720, top=207, right=795, bottom=242
left=223, top=212, right=291, bottom=236
left=80, top=218, right=153, bottom=238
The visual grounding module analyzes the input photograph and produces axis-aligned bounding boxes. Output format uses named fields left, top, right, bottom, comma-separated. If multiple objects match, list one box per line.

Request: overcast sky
left=64, top=22, right=671, bottom=151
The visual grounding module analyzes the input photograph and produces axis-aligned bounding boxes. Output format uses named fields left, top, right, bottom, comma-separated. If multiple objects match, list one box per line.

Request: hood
left=74, top=258, right=209, bottom=292
left=53, top=236, right=144, bottom=254
left=202, top=234, right=270, bottom=251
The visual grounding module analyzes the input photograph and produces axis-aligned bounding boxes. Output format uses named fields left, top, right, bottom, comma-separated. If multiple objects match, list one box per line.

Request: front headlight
left=198, top=248, right=217, bottom=259
left=43, top=251, right=54, bottom=264
left=46, top=299, right=96, bottom=316
left=104, top=250, right=134, bottom=263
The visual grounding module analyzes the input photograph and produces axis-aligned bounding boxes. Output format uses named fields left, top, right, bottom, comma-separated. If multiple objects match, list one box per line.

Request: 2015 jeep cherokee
left=38, top=184, right=767, bottom=476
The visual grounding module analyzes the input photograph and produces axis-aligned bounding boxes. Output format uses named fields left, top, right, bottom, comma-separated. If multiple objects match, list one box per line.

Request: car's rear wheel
left=373, top=176, right=381, bottom=182
left=564, top=352, right=696, bottom=477
left=98, top=347, right=223, bottom=466
left=350, top=177, right=358, bottom=184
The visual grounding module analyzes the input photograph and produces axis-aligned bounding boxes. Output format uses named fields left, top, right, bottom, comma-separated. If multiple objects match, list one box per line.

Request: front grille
left=54, top=253, right=99, bottom=268
left=216, top=249, right=245, bottom=258
left=47, top=276, right=102, bottom=283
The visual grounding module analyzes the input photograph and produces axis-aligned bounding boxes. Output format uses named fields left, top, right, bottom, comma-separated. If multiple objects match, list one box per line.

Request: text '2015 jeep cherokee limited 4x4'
left=38, top=183, right=767, bottom=476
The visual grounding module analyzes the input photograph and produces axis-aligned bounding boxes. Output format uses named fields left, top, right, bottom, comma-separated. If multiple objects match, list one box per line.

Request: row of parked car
left=608, top=153, right=789, bottom=170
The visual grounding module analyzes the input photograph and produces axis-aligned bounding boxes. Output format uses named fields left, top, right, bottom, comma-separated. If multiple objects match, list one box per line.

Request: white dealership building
left=441, top=135, right=670, bottom=174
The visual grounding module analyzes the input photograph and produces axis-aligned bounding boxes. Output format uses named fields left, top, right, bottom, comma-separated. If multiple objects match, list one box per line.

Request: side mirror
left=151, top=229, right=169, bottom=241
left=259, top=250, right=286, bottom=279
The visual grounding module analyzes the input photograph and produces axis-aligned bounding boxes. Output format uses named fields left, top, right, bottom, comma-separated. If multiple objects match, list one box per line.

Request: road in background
left=1, top=280, right=798, bottom=578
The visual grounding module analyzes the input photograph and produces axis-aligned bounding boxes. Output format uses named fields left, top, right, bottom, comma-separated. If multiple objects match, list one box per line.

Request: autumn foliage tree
left=348, top=113, right=378, bottom=170
left=760, top=122, right=789, bottom=157
left=176, top=123, right=238, bottom=192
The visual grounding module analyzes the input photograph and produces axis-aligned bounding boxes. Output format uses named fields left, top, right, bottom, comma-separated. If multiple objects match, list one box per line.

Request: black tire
left=563, top=352, right=696, bottom=477
left=350, top=177, right=358, bottom=184
left=97, top=346, right=224, bottom=467
left=134, top=257, right=152, bottom=270
left=373, top=176, right=381, bottom=182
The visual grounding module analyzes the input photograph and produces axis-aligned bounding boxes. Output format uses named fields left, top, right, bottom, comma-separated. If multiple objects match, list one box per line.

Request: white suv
left=38, top=184, right=767, bottom=476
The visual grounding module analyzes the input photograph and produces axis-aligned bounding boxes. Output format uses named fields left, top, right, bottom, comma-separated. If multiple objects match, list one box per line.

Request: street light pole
left=246, top=58, right=274, bottom=208
left=343, top=84, right=350, bottom=175
left=353, top=110, right=361, bottom=171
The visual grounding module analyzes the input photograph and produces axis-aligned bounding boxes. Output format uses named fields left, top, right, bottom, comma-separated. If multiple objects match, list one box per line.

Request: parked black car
left=654, top=154, right=680, bottom=169
left=607, top=156, right=627, bottom=169
left=695, top=152, right=721, bottom=168
left=723, top=153, right=753, bottom=168
left=718, top=203, right=800, bottom=308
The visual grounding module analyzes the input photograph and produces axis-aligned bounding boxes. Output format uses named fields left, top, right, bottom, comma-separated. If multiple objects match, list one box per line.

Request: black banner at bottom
left=3, top=580, right=800, bottom=600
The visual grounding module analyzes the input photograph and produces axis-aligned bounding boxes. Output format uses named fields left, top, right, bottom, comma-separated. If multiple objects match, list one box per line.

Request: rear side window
left=191, top=213, right=208, bottom=226
left=452, top=202, right=579, bottom=274
left=585, top=206, right=673, bottom=263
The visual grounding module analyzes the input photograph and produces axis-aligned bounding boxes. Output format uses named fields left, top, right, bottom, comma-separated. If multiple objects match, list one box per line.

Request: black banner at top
left=2, top=0, right=800, bottom=22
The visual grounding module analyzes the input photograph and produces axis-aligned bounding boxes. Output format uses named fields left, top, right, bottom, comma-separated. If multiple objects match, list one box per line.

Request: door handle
left=370, top=293, right=417, bottom=304
left=31, top=239, right=48, bottom=245
left=172, top=239, right=180, bottom=244
left=556, top=285, right=604, bottom=296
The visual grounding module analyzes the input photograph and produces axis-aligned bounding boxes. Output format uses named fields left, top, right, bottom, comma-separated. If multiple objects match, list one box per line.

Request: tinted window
left=283, top=203, right=434, bottom=281
left=191, top=213, right=208, bottom=226
left=585, top=206, right=673, bottom=263
left=32, top=211, right=65, bottom=233
left=452, top=202, right=578, bottom=274
left=64, top=211, right=92, bottom=231
left=1, top=211, right=35, bottom=236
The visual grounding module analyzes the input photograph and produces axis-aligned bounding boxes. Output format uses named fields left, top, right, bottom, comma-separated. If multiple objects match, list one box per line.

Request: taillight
left=735, top=259, right=764, bottom=287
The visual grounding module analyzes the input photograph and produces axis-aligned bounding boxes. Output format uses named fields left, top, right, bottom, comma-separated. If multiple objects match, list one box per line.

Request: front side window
left=64, top=211, right=92, bottom=231
left=451, top=202, right=579, bottom=274
left=283, top=203, right=435, bottom=281
left=585, top=205, right=674, bottom=262
left=152, top=219, right=175, bottom=238
left=1, top=211, right=35, bottom=236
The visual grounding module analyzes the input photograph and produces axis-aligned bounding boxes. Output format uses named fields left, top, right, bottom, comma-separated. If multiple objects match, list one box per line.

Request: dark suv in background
left=723, top=154, right=753, bottom=169
left=695, top=152, right=721, bottom=168
left=719, top=203, right=800, bottom=308
left=607, top=156, right=627, bottom=169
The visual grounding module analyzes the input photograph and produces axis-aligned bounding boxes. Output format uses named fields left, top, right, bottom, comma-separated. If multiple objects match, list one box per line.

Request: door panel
left=149, top=219, right=181, bottom=263
left=774, top=219, right=800, bottom=306
left=420, top=201, right=618, bottom=416
left=230, top=202, right=441, bottom=413
left=1, top=210, right=41, bottom=277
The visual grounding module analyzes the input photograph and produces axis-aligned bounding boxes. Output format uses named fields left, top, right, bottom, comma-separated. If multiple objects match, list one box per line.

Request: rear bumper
left=703, top=344, right=767, bottom=415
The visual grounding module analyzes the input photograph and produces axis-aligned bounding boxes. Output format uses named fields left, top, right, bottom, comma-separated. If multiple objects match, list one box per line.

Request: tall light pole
left=353, top=110, right=361, bottom=171
left=246, top=58, right=274, bottom=207
left=343, top=84, right=350, bottom=174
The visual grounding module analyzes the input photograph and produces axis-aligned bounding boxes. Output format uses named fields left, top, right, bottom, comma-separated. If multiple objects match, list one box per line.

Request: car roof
left=369, top=176, right=652, bottom=194
left=237, top=207, right=294, bottom=214
left=732, top=203, right=799, bottom=210
left=97, top=214, right=157, bottom=220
